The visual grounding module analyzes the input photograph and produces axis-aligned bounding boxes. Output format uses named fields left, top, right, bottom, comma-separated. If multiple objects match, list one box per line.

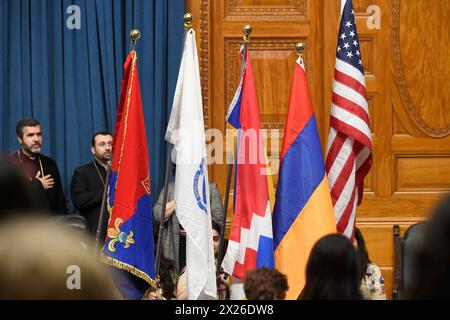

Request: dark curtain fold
left=0, top=0, right=185, bottom=205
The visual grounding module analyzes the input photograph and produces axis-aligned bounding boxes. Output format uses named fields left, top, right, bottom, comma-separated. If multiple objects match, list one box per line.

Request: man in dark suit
left=70, top=131, right=112, bottom=241
left=9, top=118, right=67, bottom=215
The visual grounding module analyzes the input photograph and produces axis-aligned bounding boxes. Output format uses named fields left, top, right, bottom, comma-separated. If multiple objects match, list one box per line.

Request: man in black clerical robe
left=9, top=118, right=67, bottom=215
left=70, top=131, right=112, bottom=241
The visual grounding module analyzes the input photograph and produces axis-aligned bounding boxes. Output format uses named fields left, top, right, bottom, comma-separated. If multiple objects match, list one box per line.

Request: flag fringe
left=100, top=253, right=157, bottom=289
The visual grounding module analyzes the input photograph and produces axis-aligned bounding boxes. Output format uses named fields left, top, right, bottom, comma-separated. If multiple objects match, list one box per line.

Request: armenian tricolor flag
left=272, top=54, right=336, bottom=300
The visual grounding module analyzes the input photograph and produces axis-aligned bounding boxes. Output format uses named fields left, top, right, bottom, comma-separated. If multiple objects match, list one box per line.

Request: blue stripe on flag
left=104, top=195, right=155, bottom=277
left=108, top=172, right=118, bottom=208
left=272, top=115, right=325, bottom=247
left=227, top=88, right=242, bottom=129
left=256, top=235, right=275, bottom=268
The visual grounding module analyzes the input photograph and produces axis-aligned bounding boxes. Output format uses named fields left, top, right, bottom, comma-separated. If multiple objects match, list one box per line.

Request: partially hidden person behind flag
left=272, top=50, right=336, bottom=299
left=165, top=28, right=217, bottom=300
left=100, top=50, right=156, bottom=299
left=221, top=42, right=275, bottom=299
left=152, top=162, right=224, bottom=274
left=354, top=227, right=386, bottom=300
left=325, top=0, right=372, bottom=240
left=176, top=221, right=230, bottom=300
left=71, top=131, right=113, bottom=242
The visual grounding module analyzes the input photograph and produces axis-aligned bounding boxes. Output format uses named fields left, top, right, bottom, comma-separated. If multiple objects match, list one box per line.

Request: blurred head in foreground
left=301, top=234, right=362, bottom=300
left=0, top=159, right=36, bottom=219
left=244, top=267, right=288, bottom=300
left=0, top=217, right=120, bottom=299
left=408, top=195, right=450, bottom=299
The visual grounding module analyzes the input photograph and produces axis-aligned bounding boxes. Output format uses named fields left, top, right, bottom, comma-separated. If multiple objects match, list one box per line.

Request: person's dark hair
left=149, top=224, right=177, bottom=299
left=171, top=162, right=176, bottom=177
left=16, top=118, right=40, bottom=138
left=212, top=220, right=221, bottom=234
left=354, top=227, right=371, bottom=280
left=0, top=160, right=36, bottom=219
left=244, top=267, right=288, bottom=300
left=158, top=256, right=177, bottom=299
left=300, top=234, right=362, bottom=300
left=408, top=196, right=450, bottom=299
left=91, top=131, right=112, bottom=147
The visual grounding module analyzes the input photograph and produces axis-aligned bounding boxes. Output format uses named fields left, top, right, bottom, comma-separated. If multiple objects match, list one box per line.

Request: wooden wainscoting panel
left=396, top=156, right=450, bottom=191
left=381, top=268, right=393, bottom=300
left=224, top=0, right=308, bottom=21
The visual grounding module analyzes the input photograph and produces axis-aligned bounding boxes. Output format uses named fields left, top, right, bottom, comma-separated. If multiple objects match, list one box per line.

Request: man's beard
left=23, top=144, right=41, bottom=156
left=97, top=153, right=111, bottom=163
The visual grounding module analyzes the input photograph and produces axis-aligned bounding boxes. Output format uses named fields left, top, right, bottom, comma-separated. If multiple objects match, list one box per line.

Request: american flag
left=325, top=0, right=372, bottom=240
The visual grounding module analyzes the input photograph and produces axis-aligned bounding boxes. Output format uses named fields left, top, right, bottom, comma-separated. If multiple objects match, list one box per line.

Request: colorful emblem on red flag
left=101, top=51, right=156, bottom=299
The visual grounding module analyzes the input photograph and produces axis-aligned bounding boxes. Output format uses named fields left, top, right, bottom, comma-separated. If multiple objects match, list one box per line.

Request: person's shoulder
left=74, top=161, right=95, bottom=172
left=39, top=154, right=57, bottom=164
left=209, top=181, right=218, bottom=189
left=367, top=262, right=382, bottom=275
left=7, top=154, right=18, bottom=165
left=72, top=162, right=97, bottom=179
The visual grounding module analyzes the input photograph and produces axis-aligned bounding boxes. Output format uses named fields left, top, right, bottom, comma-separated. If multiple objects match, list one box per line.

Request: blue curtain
left=0, top=0, right=185, bottom=205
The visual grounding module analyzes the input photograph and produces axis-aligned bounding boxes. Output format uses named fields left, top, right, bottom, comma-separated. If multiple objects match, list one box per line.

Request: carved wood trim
left=224, top=38, right=308, bottom=125
left=199, top=0, right=209, bottom=128
left=224, top=0, right=307, bottom=20
left=391, top=0, right=450, bottom=137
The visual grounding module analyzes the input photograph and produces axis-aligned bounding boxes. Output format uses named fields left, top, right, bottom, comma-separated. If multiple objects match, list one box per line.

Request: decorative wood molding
left=199, top=0, right=209, bottom=128
left=225, top=0, right=308, bottom=20
left=391, top=0, right=450, bottom=137
left=356, top=217, right=425, bottom=224
left=359, top=36, right=375, bottom=75
left=224, top=38, right=308, bottom=122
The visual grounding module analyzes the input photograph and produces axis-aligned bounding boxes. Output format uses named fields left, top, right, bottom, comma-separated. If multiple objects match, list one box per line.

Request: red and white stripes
left=325, top=58, right=372, bottom=240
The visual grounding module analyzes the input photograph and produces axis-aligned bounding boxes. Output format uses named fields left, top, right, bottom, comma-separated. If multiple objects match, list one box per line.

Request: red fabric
left=280, top=62, right=313, bottom=159
left=229, top=50, right=269, bottom=242
left=109, top=51, right=151, bottom=225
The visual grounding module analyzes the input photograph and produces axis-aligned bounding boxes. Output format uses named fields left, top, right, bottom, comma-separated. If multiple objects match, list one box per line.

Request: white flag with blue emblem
left=165, top=29, right=217, bottom=300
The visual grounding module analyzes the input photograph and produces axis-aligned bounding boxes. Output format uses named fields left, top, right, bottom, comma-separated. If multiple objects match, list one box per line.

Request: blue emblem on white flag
left=193, top=159, right=207, bottom=214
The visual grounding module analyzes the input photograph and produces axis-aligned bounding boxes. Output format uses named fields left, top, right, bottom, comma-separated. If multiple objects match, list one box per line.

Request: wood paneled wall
left=187, top=0, right=450, bottom=299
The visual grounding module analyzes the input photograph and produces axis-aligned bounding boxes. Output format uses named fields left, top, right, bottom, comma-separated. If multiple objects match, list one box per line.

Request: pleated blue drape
left=0, top=0, right=185, bottom=205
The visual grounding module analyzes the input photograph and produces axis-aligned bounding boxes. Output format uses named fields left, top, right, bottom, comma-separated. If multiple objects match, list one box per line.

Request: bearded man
left=9, top=118, right=67, bottom=215
left=70, top=131, right=112, bottom=239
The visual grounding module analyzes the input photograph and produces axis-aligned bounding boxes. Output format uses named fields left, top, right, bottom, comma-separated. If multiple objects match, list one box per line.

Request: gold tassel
left=100, top=253, right=157, bottom=289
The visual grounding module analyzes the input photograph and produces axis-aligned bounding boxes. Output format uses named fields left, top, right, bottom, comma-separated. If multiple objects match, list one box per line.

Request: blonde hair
left=0, top=216, right=120, bottom=299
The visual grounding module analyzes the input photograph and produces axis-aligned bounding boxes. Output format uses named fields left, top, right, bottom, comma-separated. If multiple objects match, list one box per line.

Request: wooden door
left=187, top=0, right=450, bottom=299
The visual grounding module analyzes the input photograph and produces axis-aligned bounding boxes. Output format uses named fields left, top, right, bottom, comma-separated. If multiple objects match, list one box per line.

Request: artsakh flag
left=101, top=51, right=155, bottom=299
left=272, top=56, right=336, bottom=299
left=222, top=45, right=274, bottom=281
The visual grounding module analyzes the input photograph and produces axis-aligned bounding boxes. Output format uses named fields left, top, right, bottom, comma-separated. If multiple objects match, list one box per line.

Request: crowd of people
left=1, top=118, right=449, bottom=300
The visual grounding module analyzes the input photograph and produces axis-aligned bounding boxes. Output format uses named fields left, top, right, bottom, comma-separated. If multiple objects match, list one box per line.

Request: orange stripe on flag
left=274, top=177, right=336, bottom=300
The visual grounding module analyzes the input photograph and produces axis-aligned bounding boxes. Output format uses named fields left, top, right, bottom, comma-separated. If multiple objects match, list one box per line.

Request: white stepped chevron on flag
left=325, top=0, right=372, bottom=241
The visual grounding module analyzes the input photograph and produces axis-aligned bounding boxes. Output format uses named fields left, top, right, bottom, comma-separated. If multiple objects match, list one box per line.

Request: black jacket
left=9, top=152, right=67, bottom=215
left=70, top=160, right=108, bottom=239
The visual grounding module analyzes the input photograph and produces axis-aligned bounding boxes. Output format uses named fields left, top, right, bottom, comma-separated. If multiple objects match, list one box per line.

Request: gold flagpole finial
left=243, top=25, right=253, bottom=43
left=130, top=29, right=141, bottom=52
left=296, top=42, right=305, bottom=57
left=184, top=13, right=194, bottom=30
